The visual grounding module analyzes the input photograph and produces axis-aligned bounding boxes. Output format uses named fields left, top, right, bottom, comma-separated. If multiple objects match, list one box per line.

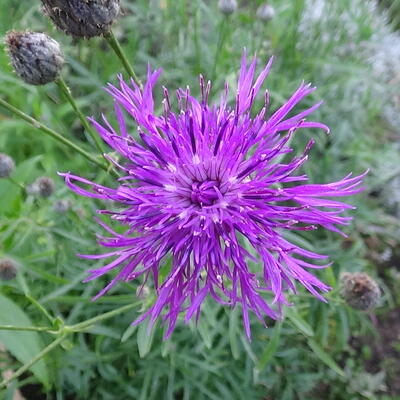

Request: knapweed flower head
left=62, top=53, right=365, bottom=338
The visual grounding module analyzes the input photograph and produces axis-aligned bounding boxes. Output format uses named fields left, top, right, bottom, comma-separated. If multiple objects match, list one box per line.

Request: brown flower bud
left=0, top=258, right=18, bottom=281
left=0, top=153, right=15, bottom=178
left=41, top=0, right=120, bottom=39
left=5, top=31, right=64, bottom=85
left=340, top=272, right=380, bottom=311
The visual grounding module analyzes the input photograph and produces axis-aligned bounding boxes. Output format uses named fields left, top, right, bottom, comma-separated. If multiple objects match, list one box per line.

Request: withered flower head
left=341, top=272, right=380, bottom=311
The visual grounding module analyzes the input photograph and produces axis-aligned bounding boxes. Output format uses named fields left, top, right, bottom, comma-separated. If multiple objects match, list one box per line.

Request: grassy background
left=0, top=0, right=400, bottom=399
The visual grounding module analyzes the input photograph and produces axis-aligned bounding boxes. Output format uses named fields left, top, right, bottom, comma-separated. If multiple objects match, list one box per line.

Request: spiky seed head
left=341, top=272, right=380, bottom=311
left=0, top=258, right=18, bottom=281
left=257, top=3, right=275, bottom=21
left=5, top=31, right=64, bottom=85
left=41, top=0, right=120, bottom=39
left=28, top=177, right=56, bottom=197
left=218, top=0, right=238, bottom=15
left=0, top=153, right=15, bottom=178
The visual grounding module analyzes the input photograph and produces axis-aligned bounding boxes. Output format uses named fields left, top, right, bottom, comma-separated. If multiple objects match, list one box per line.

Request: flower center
left=190, top=180, right=220, bottom=206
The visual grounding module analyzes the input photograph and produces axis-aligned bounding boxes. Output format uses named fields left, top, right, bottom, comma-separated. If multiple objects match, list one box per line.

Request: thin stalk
left=193, top=7, right=202, bottom=75
left=70, top=302, right=138, bottom=331
left=211, top=17, right=228, bottom=82
left=0, top=97, right=107, bottom=171
left=0, top=325, right=53, bottom=332
left=0, top=334, right=66, bottom=390
left=26, top=294, right=55, bottom=325
left=104, top=30, right=142, bottom=89
left=56, top=76, right=105, bottom=155
left=8, top=176, right=25, bottom=191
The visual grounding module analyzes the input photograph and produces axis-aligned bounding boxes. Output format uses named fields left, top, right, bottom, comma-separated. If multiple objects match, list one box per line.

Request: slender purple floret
left=61, top=53, right=365, bottom=339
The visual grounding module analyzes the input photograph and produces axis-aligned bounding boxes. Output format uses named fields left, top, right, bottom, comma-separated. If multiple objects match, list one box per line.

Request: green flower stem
left=56, top=76, right=105, bottom=155
left=26, top=294, right=55, bottom=325
left=0, top=96, right=108, bottom=171
left=0, top=333, right=67, bottom=390
left=211, top=17, right=228, bottom=82
left=0, top=303, right=138, bottom=335
left=0, top=325, right=53, bottom=332
left=69, top=302, right=138, bottom=332
left=104, top=30, right=143, bottom=89
left=193, top=9, right=202, bottom=75
left=8, top=176, right=25, bottom=191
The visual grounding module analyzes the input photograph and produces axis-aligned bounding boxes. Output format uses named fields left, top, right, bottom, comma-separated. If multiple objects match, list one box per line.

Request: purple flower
left=61, top=53, right=366, bottom=339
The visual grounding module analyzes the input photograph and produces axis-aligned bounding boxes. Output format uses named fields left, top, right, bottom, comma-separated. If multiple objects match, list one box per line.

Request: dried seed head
left=256, top=3, right=275, bottom=22
left=28, top=176, right=56, bottom=198
left=5, top=31, right=64, bottom=85
left=218, top=0, right=238, bottom=15
left=41, top=0, right=120, bottom=39
left=0, top=258, right=18, bottom=281
left=53, top=199, right=72, bottom=213
left=0, top=153, right=15, bottom=178
left=341, top=272, right=380, bottom=311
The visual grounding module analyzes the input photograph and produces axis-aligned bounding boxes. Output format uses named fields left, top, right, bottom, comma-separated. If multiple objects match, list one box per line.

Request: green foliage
left=0, top=0, right=399, bottom=399
left=0, top=294, right=48, bottom=387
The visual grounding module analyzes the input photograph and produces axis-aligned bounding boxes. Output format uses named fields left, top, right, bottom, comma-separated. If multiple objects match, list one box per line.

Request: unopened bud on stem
left=5, top=31, right=64, bottom=85
left=0, top=258, right=18, bottom=281
left=28, top=176, right=56, bottom=198
left=0, top=153, right=15, bottom=178
left=218, top=0, right=238, bottom=16
left=257, top=3, right=275, bottom=22
left=54, top=199, right=72, bottom=213
left=41, top=0, right=121, bottom=39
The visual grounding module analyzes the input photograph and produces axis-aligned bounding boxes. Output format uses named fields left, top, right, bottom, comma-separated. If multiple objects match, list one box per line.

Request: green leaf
left=197, top=314, right=212, bottom=349
left=0, top=294, right=49, bottom=387
left=121, top=324, right=137, bottom=343
left=285, top=307, right=314, bottom=337
left=324, top=267, right=337, bottom=288
left=307, top=339, right=345, bottom=377
left=336, top=308, right=350, bottom=350
left=137, top=318, right=156, bottom=358
left=229, top=307, right=240, bottom=360
left=282, top=231, right=315, bottom=252
left=257, top=322, right=282, bottom=370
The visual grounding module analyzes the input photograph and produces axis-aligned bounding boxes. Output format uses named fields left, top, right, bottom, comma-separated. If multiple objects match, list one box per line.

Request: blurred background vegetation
left=0, top=0, right=400, bottom=399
